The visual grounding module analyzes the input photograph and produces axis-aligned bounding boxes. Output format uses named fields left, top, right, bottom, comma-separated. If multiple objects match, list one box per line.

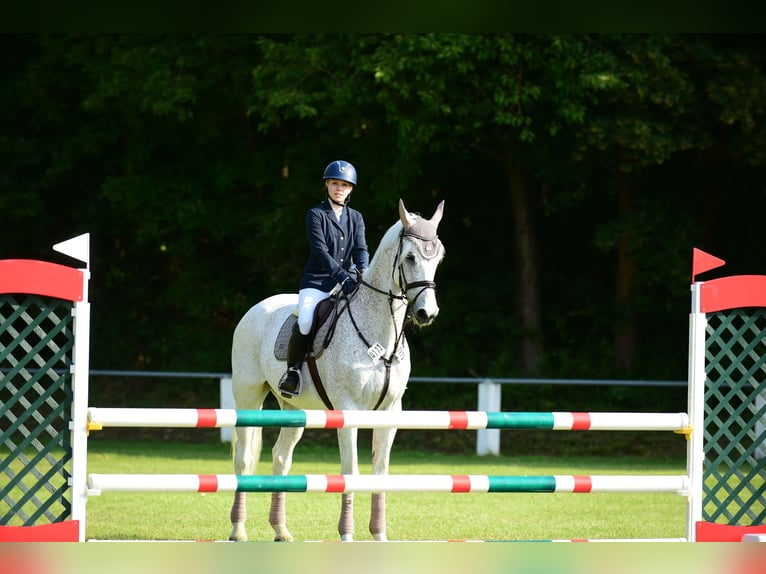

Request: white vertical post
left=476, top=379, right=501, bottom=456
left=66, top=235, right=91, bottom=543
left=686, top=282, right=706, bottom=543
left=69, top=296, right=90, bottom=542
left=220, top=376, right=234, bottom=442
left=753, top=388, right=766, bottom=462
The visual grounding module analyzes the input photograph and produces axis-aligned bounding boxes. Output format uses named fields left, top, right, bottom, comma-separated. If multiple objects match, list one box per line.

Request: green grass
left=82, top=438, right=688, bottom=542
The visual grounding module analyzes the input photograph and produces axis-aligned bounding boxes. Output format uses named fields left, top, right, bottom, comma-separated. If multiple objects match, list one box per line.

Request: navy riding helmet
left=323, top=160, right=357, bottom=186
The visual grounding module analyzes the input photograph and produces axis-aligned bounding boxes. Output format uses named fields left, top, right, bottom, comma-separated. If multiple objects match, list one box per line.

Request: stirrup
left=278, top=368, right=302, bottom=398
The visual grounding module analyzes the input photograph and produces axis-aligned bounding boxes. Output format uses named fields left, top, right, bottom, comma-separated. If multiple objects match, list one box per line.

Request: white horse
left=228, top=198, right=445, bottom=542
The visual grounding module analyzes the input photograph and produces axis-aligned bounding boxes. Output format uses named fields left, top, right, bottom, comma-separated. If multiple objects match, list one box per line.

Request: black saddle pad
left=273, top=297, right=338, bottom=361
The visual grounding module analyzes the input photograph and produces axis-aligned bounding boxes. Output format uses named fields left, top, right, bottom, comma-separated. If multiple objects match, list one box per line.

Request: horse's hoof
left=273, top=526, right=294, bottom=542
left=229, top=524, right=248, bottom=542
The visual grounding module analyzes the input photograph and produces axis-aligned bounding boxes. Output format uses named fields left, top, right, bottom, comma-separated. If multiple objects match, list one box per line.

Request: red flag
left=692, top=248, right=725, bottom=282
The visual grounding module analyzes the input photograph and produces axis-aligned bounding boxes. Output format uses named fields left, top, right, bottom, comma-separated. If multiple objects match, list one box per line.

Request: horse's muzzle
left=412, top=305, right=439, bottom=327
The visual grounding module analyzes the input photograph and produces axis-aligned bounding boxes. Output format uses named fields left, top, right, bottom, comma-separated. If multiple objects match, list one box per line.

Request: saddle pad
left=273, top=315, right=297, bottom=361
left=273, top=311, right=333, bottom=361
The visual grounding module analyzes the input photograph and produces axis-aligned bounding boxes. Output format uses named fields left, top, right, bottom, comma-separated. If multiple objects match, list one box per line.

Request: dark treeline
left=2, top=34, right=765, bottom=414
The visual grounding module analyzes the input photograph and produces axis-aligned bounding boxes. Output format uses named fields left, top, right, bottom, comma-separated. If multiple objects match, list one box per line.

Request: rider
left=277, top=160, right=370, bottom=398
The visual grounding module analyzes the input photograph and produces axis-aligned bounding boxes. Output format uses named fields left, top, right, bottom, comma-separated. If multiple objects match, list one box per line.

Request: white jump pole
left=87, top=407, right=689, bottom=432
left=87, top=473, right=690, bottom=495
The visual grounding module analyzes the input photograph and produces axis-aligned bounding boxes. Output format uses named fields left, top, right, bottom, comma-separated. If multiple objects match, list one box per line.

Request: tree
left=573, top=34, right=766, bottom=372
left=365, top=34, right=617, bottom=374
left=2, top=34, right=766, bottom=404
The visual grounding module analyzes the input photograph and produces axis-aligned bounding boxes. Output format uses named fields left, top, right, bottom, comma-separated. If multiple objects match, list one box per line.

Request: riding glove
left=341, top=276, right=357, bottom=296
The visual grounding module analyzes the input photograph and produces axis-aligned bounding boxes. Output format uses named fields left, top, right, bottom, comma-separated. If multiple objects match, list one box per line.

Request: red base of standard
left=0, top=520, right=80, bottom=542
left=696, top=521, right=766, bottom=542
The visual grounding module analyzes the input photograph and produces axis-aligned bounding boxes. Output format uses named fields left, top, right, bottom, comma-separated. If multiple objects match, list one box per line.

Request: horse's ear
left=399, top=198, right=416, bottom=228
left=429, top=200, right=445, bottom=229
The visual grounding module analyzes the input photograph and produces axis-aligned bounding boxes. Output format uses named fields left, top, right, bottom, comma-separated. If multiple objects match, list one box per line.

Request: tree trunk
left=614, top=171, right=637, bottom=372
left=507, top=159, right=543, bottom=375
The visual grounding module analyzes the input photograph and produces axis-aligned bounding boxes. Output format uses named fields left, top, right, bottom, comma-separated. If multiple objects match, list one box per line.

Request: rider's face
left=326, top=179, right=353, bottom=202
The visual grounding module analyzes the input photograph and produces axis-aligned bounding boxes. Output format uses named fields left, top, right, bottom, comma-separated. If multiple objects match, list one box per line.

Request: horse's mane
left=368, top=216, right=410, bottom=269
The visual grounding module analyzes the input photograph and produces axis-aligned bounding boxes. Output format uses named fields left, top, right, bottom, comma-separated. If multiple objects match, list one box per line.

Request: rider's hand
left=341, top=276, right=357, bottom=296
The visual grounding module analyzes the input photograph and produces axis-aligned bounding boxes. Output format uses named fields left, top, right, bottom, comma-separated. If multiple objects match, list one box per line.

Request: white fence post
left=754, top=387, right=765, bottom=462
left=219, top=377, right=234, bottom=443
left=476, top=379, right=501, bottom=456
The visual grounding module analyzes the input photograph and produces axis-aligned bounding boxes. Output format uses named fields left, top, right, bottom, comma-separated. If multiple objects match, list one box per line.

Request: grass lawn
left=83, top=437, right=688, bottom=542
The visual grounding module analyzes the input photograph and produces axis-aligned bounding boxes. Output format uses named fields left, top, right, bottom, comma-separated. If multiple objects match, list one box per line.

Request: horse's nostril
left=415, top=308, right=431, bottom=323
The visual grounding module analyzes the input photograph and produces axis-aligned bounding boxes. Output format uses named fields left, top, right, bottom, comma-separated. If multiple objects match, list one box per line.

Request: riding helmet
left=323, top=160, right=357, bottom=186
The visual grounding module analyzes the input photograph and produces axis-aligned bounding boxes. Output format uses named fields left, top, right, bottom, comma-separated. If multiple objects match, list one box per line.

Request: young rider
left=277, top=160, right=369, bottom=398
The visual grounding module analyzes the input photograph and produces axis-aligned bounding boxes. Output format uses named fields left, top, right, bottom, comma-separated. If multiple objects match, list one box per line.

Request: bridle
left=398, top=229, right=441, bottom=295
left=360, top=226, right=442, bottom=326
left=343, top=226, right=442, bottom=409
left=362, top=229, right=440, bottom=302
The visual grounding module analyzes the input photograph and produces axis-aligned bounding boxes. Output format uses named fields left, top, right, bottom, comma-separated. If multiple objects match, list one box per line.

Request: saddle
left=273, top=294, right=344, bottom=362
left=272, top=288, right=395, bottom=412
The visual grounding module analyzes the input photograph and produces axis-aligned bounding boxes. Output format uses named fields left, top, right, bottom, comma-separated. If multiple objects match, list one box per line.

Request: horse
left=228, top=198, right=445, bottom=542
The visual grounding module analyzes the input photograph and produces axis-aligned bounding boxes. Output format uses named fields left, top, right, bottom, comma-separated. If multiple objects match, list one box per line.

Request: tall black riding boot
left=278, top=324, right=309, bottom=398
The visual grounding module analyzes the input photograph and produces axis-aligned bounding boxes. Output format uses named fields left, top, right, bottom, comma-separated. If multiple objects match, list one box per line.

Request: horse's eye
left=405, top=252, right=416, bottom=263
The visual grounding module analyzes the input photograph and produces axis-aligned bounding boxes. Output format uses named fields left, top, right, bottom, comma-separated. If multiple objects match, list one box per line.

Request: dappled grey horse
left=229, top=199, right=445, bottom=541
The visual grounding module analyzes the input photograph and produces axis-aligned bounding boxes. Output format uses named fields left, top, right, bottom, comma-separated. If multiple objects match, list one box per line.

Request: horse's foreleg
left=337, top=427, right=359, bottom=541
left=369, top=425, right=398, bottom=541
left=229, top=425, right=262, bottom=541
left=269, top=426, right=304, bottom=541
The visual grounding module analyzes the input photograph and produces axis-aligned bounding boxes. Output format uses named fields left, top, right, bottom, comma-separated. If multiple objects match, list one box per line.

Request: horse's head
left=397, top=199, right=445, bottom=327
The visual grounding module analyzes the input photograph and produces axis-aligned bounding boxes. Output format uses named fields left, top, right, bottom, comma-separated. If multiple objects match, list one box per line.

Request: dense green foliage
left=2, top=34, right=765, bottom=412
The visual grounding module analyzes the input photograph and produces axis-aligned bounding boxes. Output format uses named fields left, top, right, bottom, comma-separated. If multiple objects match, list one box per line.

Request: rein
left=348, top=228, right=441, bottom=410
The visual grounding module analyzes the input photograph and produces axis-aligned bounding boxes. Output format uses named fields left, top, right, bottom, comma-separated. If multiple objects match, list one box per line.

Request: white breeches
left=297, top=287, right=333, bottom=335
